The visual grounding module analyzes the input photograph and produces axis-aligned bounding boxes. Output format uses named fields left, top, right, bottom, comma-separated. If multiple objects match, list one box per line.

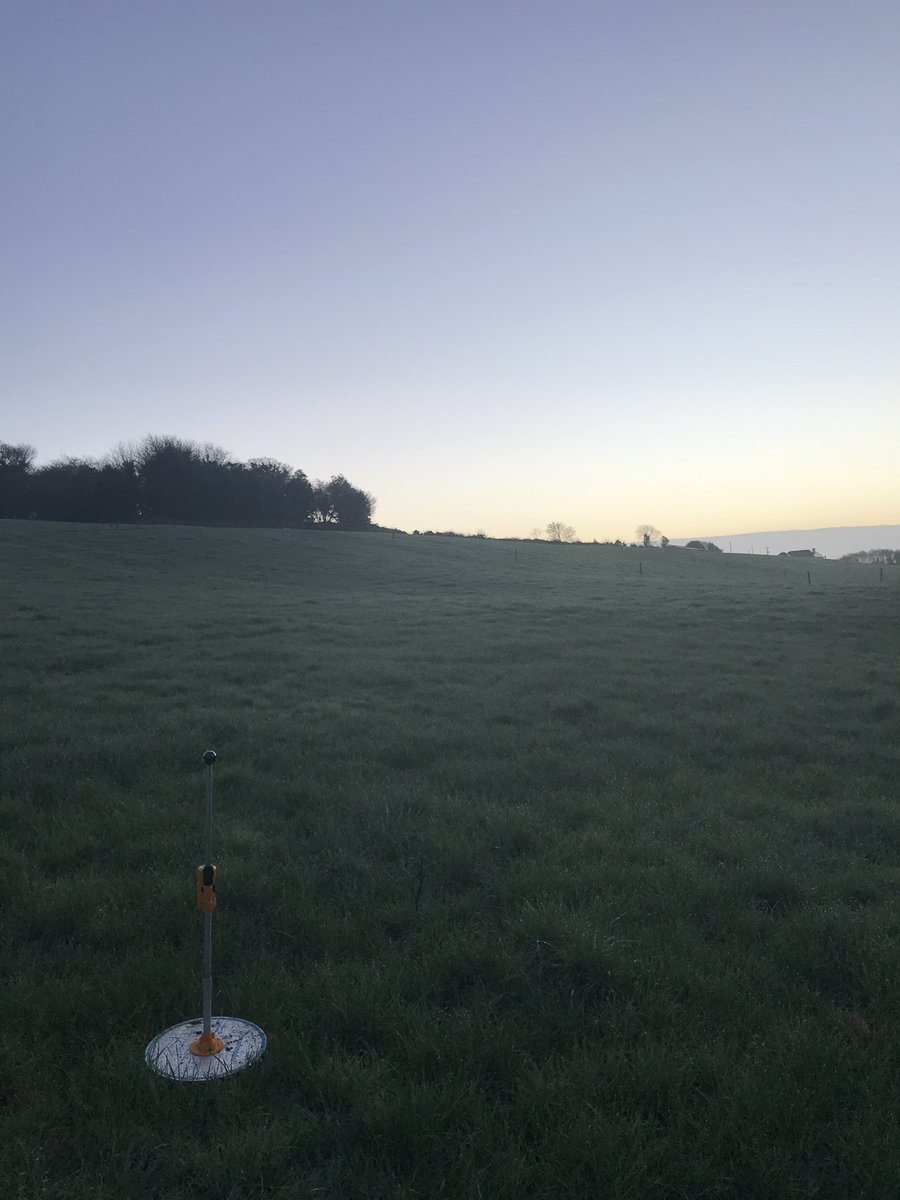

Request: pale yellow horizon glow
left=371, top=429, right=899, bottom=543
left=377, top=490, right=900, bottom=544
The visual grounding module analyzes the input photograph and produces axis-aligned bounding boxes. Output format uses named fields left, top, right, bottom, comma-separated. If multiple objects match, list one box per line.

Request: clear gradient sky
left=2, top=1, right=898, bottom=540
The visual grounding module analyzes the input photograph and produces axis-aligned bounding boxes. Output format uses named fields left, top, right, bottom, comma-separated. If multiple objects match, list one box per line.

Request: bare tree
left=635, top=524, right=661, bottom=547
left=103, top=440, right=140, bottom=471
left=545, top=521, right=576, bottom=543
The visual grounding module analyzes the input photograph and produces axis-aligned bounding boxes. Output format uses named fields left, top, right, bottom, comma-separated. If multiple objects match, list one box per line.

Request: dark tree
left=284, top=469, right=314, bottom=526
left=97, top=444, right=141, bottom=523
left=5, top=433, right=372, bottom=531
left=32, top=458, right=103, bottom=522
left=0, top=442, right=36, bottom=518
left=309, top=476, right=372, bottom=528
left=324, top=475, right=374, bottom=529
left=136, top=435, right=232, bottom=524
left=136, top=435, right=202, bottom=522
left=310, top=481, right=337, bottom=525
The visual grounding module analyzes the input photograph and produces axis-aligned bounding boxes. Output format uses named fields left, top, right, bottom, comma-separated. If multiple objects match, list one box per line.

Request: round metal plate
left=145, top=1017, right=267, bottom=1081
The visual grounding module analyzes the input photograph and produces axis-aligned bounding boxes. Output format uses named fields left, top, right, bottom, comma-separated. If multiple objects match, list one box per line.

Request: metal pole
left=202, top=912, right=213, bottom=1035
left=145, top=745, right=267, bottom=1079
left=189, top=750, right=224, bottom=1057
left=205, top=754, right=214, bottom=867
left=202, top=751, right=216, bottom=1037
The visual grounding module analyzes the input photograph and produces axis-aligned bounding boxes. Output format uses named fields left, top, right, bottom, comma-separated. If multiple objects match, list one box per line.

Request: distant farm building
left=779, top=548, right=823, bottom=558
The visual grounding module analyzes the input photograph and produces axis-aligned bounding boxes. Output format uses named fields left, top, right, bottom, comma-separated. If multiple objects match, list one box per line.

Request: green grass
left=1, top=520, right=899, bottom=1199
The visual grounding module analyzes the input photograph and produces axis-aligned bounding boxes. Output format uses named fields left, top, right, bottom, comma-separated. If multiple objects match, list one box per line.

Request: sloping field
left=1, top=521, right=899, bottom=1199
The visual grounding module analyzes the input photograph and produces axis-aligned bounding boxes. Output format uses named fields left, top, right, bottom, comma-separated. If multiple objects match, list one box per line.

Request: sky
left=2, top=0, right=898, bottom=541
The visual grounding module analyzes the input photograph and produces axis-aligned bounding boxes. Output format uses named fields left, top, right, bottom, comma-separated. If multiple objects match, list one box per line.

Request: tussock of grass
left=1, top=522, right=899, bottom=1197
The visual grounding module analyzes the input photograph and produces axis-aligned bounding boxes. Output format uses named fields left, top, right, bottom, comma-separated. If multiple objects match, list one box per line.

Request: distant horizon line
left=388, top=521, right=900, bottom=545
left=683, top=521, right=900, bottom=540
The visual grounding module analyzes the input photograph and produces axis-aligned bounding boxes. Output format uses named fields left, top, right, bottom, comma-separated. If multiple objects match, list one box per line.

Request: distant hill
left=671, top=525, right=900, bottom=560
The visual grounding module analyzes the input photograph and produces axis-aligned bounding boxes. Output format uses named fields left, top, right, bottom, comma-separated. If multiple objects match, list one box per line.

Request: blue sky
left=2, top=1, right=898, bottom=539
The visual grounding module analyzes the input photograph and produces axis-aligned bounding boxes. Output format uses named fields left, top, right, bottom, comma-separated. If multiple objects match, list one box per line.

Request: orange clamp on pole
left=196, top=863, right=217, bottom=912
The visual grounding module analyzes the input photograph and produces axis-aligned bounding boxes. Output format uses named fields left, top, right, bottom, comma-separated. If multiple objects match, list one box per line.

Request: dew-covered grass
left=1, top=520, right=899, bottom=1198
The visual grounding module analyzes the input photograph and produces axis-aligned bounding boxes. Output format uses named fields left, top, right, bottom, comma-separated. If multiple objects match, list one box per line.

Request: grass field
left=2, top=520, right=899, bottom=1199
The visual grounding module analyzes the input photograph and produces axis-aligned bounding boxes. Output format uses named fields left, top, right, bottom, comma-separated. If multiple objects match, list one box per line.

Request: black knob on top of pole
left=202, top=750, right=217, bottom=766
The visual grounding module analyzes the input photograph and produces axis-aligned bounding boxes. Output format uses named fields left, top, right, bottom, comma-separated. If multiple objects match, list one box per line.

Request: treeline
left=0, top=436, right=374, bottom=529
left=841, top=548, right=900, bottom=565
